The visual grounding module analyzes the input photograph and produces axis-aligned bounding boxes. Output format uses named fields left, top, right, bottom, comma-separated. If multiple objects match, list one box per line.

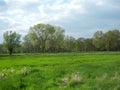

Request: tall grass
left=0, top=53, right=120, bottom=90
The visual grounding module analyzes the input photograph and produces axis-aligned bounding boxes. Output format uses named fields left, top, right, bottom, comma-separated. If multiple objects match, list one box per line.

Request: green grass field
left=0, top=53, right=120, bottom=90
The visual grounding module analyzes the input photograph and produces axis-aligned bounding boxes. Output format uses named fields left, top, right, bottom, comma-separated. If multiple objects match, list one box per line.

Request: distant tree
left=24, top=24, right=65, bottom=53
left=0, top=44, right=4, bottom=54
left=75, top=38, right=86, bottom=52
left=50, top=26, right=65, bottom=52
left=22, top=34, right=34, bottom=53
left=28, top=24, right=55, bottom=52
left=85, top=38, right=95, bottom=51
left=93, top=31, right=104, bottom=51
left=64, top=36, right=76, bottom=52
left=103, top=30, right=120, bottom=51
left=3, top=31, right=21, bottom=55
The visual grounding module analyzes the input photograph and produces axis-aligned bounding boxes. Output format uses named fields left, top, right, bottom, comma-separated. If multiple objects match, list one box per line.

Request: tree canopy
left=3, top=31, right=21, bottom=55
left=0, top=23, right=120, bottom=54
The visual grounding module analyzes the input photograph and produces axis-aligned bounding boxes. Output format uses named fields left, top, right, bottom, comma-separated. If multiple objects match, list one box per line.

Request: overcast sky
left=0, top=0, right=120, bottom=43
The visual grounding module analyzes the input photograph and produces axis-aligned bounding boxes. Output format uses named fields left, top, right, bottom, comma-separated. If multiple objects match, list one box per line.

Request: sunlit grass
left=0, top=53, right=120, bottom=90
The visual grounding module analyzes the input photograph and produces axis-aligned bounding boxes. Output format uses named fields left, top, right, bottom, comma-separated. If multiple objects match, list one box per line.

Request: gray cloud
left=0, top=0, right=120, bottom=42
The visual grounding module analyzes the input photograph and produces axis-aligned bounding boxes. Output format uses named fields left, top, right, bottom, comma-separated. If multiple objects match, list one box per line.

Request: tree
left=0, top=44, right=4, bottom=54
left=3, top=31, right=21, bottom=55
left=49, top=26, right=64, bottom=52
left=93, top=31, right=104, bottom=51
left=64, top=36, right=76, bottom=52
left=103, top=30, right=120, bottom=51
left=75, top=38, right=85, bottom=52
left=28, top=24, right=55, bottom=52
left=22, top=34, right=34, bottom=53
left=24, top=23, right=65, bottom=53
left=85, top=38, right=95, bottom=51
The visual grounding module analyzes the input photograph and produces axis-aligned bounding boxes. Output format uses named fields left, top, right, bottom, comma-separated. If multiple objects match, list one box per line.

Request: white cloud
left=4, top=0, right=39, bottom=4
left=0, top=0, right=120, bottom=42
left=7, top=8, right=24, bottom=15
left=38, top=0, right=85, bottom=21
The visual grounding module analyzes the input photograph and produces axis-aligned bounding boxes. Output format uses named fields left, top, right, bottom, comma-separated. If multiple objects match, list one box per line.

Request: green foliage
left=22, top=27, right=120, bottom=53
left=3, top=31, right=21, bottom=55
left=0, top=23, right=120, bottom=54
left=93, top=30, right=120, bottom=51
left=23, top=24, right=65, bottom=53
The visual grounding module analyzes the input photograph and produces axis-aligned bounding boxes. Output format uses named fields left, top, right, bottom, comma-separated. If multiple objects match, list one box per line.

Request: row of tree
left=0, top=23, right=120, bottom=55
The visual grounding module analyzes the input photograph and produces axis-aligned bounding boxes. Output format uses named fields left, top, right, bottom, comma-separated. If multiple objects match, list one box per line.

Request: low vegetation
left=0, top=53, right=120, bottom=90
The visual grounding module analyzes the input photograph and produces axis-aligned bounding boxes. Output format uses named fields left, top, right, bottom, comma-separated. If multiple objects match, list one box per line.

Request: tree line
left=0, top=23, right=120, bottom=55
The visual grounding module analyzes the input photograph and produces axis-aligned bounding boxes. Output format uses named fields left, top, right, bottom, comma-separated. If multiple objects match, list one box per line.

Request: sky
left=0, top=0, right=120, bottom=43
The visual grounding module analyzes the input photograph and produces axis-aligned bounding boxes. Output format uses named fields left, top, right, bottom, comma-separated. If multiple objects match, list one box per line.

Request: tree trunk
left=9, top=48, right=13, bottom=55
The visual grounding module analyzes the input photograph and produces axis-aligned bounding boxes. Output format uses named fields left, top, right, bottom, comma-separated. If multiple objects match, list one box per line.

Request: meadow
left=0, top=53, right=120, bottom=90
